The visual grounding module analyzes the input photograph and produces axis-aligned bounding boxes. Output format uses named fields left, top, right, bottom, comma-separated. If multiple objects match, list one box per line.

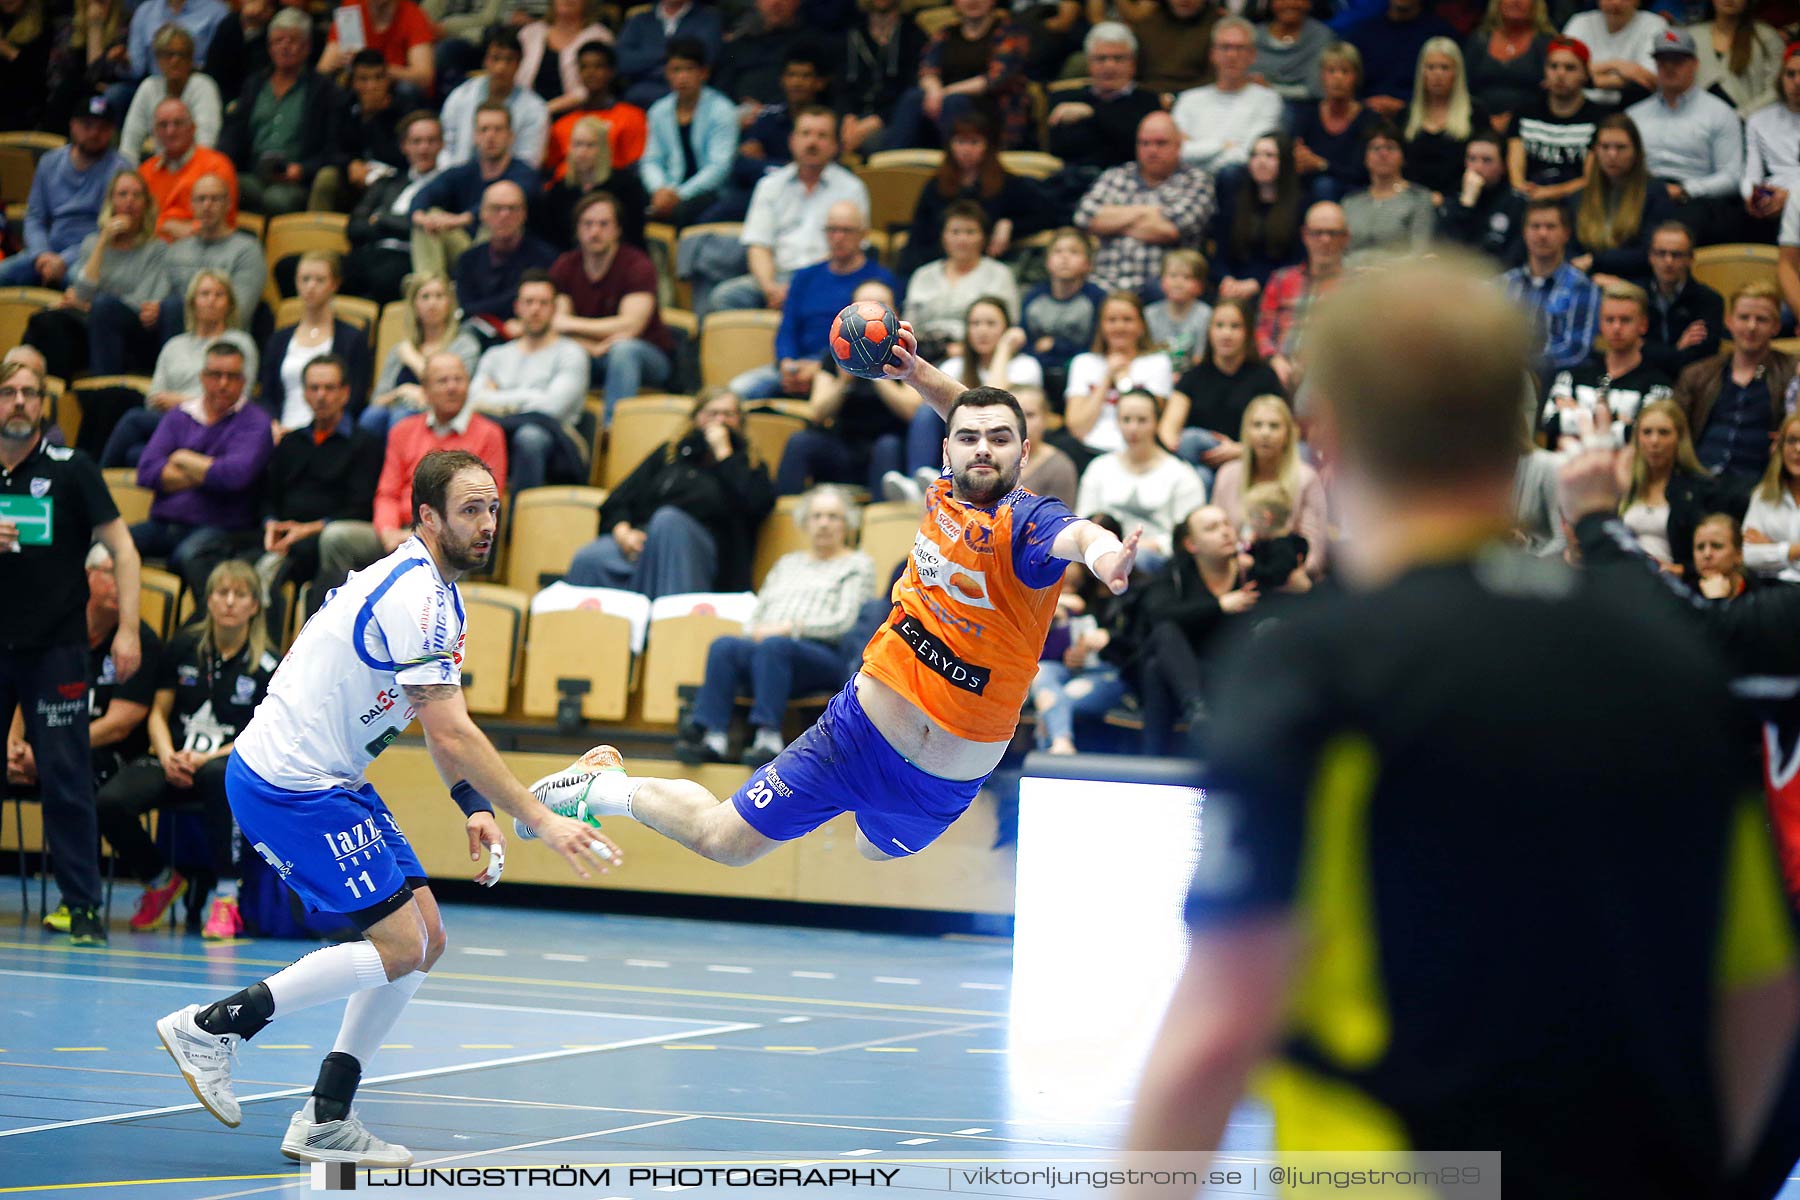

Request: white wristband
left=1083, top=533, right=1124, bottom=574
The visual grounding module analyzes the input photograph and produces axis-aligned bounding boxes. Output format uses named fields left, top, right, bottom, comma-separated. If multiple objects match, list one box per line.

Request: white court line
left=959, top=982, right=1005, bottom=991
left=842, top=1149, right=883, bottom=1156
left=0, top=968, right=745, bottom=1024
left=543, top=953, right=589, bottom=963
left=0, top=969, right=758, bottom=1140
left=460, top=947, right=508, bottom=957
left=873, top=977, right=919, bottom=986
left=625, top=959, right=670, bottom=968
left=899, top=1138, right=936, bottom=1145
left=706, top=965, right=753, bottom=974
left=791, top=970, right=835, bottom=979
left=950, top=1127, right=992, bottom=1135
left=418, top=1114, right=704, bottom=1169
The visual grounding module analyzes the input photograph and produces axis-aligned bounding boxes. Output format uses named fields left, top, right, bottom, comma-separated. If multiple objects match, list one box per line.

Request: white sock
left=583, top=770, right=641, bottom=819
left=330, top=969, right=426, bottom=1066
left=703, top=731, right=729, bottom=757
left=264, top=941, right=390, bottom=1017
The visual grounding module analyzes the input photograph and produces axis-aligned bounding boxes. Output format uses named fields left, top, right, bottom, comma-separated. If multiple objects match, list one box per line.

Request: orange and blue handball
left=830, top=300, right=902, bottom=380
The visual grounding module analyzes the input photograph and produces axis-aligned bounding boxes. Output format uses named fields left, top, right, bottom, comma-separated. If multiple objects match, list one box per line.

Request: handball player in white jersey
left=155, top=449, right=621, bottom=1167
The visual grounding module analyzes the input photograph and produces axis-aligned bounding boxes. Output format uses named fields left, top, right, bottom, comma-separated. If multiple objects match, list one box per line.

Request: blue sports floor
left=0, top=889, right=1274, bottom=1199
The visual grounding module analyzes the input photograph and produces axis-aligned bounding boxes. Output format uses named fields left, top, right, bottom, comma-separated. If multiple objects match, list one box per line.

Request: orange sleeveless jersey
left=860, top=475, right=1081, bottom=742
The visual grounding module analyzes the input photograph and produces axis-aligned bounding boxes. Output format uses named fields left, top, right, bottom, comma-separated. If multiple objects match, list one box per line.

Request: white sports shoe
left=156, top=1004, right=243, bottom=1127
left=281, top=1108, right=414, bottom=1167
left=517, top=745, right=624, bottom=839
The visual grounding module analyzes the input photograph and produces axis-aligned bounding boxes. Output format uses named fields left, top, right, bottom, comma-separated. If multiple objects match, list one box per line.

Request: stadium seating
left=1693, top=243, right=1778, bottom=302
left=506, top=485, right=607, bottom=592
left=639, top=592, right=758, bottom=725
left=459, top=583, right=530, bottom=715
left=603, top=394, right=691, bottom=487
left=700, top=309, right=781, bottom=389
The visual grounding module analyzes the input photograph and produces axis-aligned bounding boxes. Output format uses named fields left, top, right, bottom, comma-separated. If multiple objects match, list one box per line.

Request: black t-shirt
left=1513, top=96, right=1604, bottom=187
left=0, top=439, right=118, bottom=650
left=1186, top=548, right=1788, bottom=1195
left=88, top=621, right=163, bottom=773
left=158, top=629, right=278, bottom=756
left=1174, top=359, right=1286, bottom=437
left=815, top=351, right=911, bottom=448
left=1543, top=355, right=1675, bottom=444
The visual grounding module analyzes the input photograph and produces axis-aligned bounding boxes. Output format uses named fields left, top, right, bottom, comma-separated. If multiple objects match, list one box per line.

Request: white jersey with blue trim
left=234, top=537, right=466, bottom=791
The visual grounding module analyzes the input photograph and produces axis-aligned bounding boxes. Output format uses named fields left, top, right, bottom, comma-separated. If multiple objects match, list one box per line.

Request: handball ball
left=830, top=301, right=902, bottom=380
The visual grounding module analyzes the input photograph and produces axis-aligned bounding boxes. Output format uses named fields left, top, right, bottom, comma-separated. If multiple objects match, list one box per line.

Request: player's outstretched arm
left=883, top=320, right=967, bottom=420
left=1052, top=520, right=1142, bottom=595
left=403, top=683, right=623, bottom=879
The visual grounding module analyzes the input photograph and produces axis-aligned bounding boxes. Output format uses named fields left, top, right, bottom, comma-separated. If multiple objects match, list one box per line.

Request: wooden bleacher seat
left=1693, top=243, right=1778, bottom=302
left=374, top=300, right=409, bottom=375
left=519, top=585, right=645, bottom=722
left=506, top=485, right=606, bottom=592
left=751, top=495, right=810, bottom=588
left=998, top=151, right=1063, bottom=180
left=700, top=309, right=781, bottom=389
left=859, top=500, right=918, bottom=585
left=0, top=287, right=59, bottom=352
left=275, top=294, right=378, bottom=336
left=262, top=212, right=351, bottom=306
left=743, top=408, right=806, bottom=477
left=643, top=221, right=679, bottom=309
left=138, top=566, right=183, bottom=640
left=673, top=222, right=744, bottom=313
left=639, top=592, right=758, bottom=725
left=0, top=146, right=34, bottom=207
left=459, top=583, right=529, bottom=715
left=604, top=394, right=691, bottom=486
left=857, top=162, right=935, bottom=236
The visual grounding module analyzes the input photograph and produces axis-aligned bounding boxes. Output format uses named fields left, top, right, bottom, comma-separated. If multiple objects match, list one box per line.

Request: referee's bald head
left=1307, top=255, right=1532, bottom=491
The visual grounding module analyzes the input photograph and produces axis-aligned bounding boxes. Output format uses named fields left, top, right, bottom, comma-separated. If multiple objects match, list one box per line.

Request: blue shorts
left=729, top=682, right=986, bottom=857
left=226, top=751, right=425, bottom=915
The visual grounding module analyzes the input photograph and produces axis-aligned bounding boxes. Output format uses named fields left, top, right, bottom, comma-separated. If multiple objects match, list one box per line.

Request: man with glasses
left=131, top=342, right=274, bottom=599
left=257, top=354, right=382, bottom=626
left=118, top=25, right=223, bottom=166
left=1046, top=24, right=1161, bottom=176
left=140, top=97, right=239, bottom=240
left=1170, top=17, right=1282, bottom=178
left=453, top=180, right=556, bottom=328
left=1255, top=200, right=1349, bottom=392
left=409, top=104, right=541, bottom=280
left=0, top=360, right=144, bottom=946
left=1645, top=221, right=1722, bottom=376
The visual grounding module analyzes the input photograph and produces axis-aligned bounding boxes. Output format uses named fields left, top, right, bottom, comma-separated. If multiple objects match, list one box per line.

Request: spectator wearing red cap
left=1508, top=37, right=1604, bottom=204
left=1744, top=44, right=1800, bottom=227
left=1562, top=0, right=1662, bottom=107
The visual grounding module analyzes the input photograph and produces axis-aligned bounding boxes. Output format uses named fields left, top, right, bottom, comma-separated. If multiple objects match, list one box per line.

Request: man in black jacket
left=312, top=49, right=405, bottom=214
left=1643, top=220, right=1724, bottom=376
left=217, top=8, right=339, bottom=216
left=345, top=112, right=444, bottom=305
left=1436, top=131, right=1524, bottom=267
left=255, top=355, right=383, bottom=629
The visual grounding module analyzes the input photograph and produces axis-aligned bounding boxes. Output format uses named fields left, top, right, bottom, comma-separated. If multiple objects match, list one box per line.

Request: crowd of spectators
left=11, top=0, right=1800, bottom=762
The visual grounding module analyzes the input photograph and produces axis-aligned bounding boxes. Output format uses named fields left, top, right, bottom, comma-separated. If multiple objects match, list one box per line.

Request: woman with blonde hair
left=1404, top=37, right=1482, bottom=201
left=1571, top=114, right=1668, bottom=285
left=362, top=273, right=481, bottom=437
left=537, top=115, right=616, bottom=248
left=95, top=559, right=279, bottom=940
left=1690, top=0, right=1783, bottom=116
left=103, top=269, right=259, bottom=467
left=1292, top=41, right=1377, bottom=202
left=1464, top=0, right=1557, bottom=126
left=1620, top=396, right=1719, bottom=576
left=1209, top=393, right=1329, bottom=578
left=26, top=169, right=169, bottom=381
left=1741, top=410, right=1800, bottom=585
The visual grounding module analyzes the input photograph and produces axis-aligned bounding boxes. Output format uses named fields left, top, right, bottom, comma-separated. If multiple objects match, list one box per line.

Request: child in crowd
left=1239, top=482, right=1313, bottom=596
left=1143, top=249, right=1212, bottom=375
left=1020, top=227, right=1108, bottom=395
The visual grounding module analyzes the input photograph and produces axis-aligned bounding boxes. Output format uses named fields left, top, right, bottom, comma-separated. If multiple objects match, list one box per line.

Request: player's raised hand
left=535, top=813, right=624, bottom=879
left=882, top=321, right=920, bottom=381
left=467, top=812, right=505, bottom=885
left=1557, top=449, right=1629, bottom=524
left=1095, top=526, right=1142, bottom=595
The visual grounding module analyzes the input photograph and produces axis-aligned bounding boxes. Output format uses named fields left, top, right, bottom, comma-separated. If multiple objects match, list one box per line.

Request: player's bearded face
left=947, top=412, right=1026, bottom=505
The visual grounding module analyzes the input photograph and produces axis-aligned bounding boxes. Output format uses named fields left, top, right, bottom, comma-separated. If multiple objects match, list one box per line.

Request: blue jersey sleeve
left=1007, top=492, right=1081, bottom=590
left=359, top=563, right=465, bottom=689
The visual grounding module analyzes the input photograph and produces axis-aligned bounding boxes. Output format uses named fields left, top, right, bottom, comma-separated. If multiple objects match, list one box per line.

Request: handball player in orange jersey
left=528, top=324, right=1142, bottom=863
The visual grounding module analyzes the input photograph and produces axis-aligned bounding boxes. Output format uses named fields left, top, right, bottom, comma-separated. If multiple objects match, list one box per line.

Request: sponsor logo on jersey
left=29, top=477, right=49, bottom=498
left=963, top=520, right=993, bottom=554
left=358, top=687, right=403, bottom=726
left=252, top=841, right=293, bottom=879
left=234, top=675, right=256, bottom=704
left=178, top=664, right=201, bottom=685
left=893, top=613, right=990, bottom=694
left=910, top=533, right=996, bottom=610
left=934, top=505, right=963, bottom=544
